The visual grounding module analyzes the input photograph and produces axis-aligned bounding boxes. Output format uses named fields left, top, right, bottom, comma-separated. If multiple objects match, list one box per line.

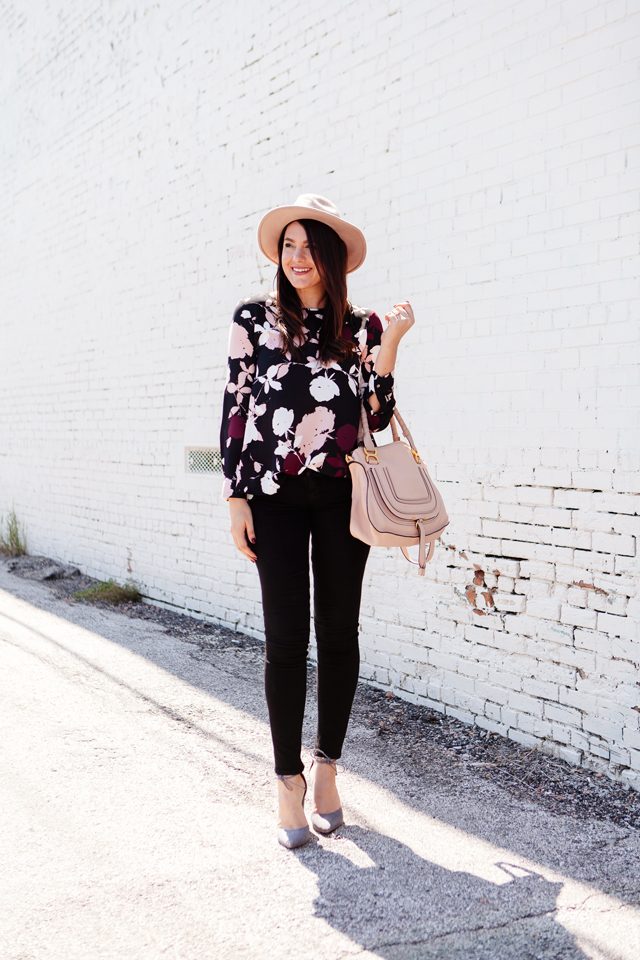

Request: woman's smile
left=281, top=221, right=326, bottom=307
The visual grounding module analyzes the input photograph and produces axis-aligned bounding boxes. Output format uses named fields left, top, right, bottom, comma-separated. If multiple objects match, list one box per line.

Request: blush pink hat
left=256, top=194, right=367, bottom=273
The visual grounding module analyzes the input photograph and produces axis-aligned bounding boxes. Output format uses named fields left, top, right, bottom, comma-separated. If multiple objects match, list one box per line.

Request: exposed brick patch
left=361, top=478, right=640, bottom=789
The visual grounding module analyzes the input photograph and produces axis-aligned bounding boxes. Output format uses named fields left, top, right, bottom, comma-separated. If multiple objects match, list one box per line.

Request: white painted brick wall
left=1, top=0, right=639, bottom=785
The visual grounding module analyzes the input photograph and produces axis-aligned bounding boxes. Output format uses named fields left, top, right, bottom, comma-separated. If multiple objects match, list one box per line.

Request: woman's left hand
left=383, top=301, right=415, bottom=343
left=371, top=300, right=416, bottom=387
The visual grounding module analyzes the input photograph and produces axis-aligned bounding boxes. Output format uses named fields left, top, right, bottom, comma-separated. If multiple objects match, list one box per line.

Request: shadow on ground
left=300, top=826, right=581, bottom=960
left=1, top=560, right=639, bottom=959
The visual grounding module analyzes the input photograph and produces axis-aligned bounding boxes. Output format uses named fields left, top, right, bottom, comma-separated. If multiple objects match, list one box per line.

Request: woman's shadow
left=299, top=825, right=589, bottom=959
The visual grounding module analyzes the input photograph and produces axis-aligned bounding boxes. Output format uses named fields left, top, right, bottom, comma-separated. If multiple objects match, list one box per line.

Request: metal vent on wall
left=186, top=447, right=223, bottom=474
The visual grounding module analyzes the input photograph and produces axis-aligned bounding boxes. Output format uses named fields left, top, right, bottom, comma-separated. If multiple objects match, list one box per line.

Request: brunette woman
left=221, top=195, right=414, bottom=848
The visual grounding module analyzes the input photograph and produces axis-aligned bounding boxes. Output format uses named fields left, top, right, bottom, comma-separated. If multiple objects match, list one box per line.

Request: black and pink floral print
left=221, top=296, right=395, bottom=498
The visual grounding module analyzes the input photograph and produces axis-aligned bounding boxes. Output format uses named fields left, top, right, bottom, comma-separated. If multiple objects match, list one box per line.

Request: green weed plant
left=0, top=511, right=27, bottom=556
left=74, top=579, right=142, bottom=605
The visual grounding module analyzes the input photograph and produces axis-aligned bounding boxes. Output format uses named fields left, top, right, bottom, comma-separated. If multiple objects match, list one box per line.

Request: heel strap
left=276, top=773, right=307, bottom=791
left=311, top=749, right=339, bottom=775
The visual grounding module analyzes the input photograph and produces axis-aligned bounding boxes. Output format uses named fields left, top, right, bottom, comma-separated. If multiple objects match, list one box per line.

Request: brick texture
left=1, top=0, right=639, bottom=785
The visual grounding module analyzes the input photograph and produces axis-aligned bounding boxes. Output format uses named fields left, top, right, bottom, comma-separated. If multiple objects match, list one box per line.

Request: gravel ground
left=7, top=553, right=640, bottom=834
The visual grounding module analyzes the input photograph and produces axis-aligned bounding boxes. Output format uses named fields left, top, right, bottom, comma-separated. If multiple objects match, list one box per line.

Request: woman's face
left=281, top=221, right=326, bottom=307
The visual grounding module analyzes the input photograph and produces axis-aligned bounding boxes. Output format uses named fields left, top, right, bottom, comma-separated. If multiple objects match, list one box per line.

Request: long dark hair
left=275, top=218, right=354, bottom=363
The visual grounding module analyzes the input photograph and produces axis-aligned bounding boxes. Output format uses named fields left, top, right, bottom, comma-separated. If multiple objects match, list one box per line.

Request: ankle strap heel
left=276, top=773, right=310, bottom=850
left=311, top=752, right=344, bottom=835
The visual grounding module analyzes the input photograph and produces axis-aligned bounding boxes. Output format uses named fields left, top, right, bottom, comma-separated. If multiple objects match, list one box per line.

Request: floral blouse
left=220, top=295, right=395, bottom=498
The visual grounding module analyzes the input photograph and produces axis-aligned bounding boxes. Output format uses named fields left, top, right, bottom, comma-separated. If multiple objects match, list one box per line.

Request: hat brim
left=257, top=205, right=367, bottom=274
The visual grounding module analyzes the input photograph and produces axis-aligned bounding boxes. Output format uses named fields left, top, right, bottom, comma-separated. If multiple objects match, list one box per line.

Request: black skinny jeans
left=251, top=471, right=370, bottom=776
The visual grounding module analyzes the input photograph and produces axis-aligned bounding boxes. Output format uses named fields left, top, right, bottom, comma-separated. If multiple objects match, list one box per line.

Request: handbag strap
left=354, top=311, right=419, bottom=457
left=401, top=531, right=435, bottom=576
left=359, top=400, right=420, bottom=461
left=390, top=407, right=417, bottom=453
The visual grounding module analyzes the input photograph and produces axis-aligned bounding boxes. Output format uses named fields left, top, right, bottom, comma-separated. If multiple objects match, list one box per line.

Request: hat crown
left=256, top=194, right=366, bottom=273
left=292, top=194, right=342, bottom=220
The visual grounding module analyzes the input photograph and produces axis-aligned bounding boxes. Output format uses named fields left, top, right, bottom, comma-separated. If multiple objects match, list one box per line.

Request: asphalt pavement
left=1, top=561, right=639, bottom=960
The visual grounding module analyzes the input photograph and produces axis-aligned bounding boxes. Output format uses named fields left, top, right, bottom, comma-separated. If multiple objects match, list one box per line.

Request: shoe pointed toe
left=311, top=808, right=343, bottom=835
left=277, top=825, right=311, bottom=849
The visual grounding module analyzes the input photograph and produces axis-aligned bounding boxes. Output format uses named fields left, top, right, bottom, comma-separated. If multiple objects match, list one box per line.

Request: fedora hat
left=257, top=194, right=367, bottom=273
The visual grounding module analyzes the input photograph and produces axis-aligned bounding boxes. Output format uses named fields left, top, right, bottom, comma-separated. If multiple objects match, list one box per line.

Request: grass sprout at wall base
left=0, top=511, right=27, bottom=556
left=74, top=580, right=142, bottom=604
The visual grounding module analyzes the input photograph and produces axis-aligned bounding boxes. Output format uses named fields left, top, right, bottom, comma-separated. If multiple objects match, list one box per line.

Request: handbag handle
left=359, top=401, right=421, bottom=463
left=354, top=314, right=419, bottom=459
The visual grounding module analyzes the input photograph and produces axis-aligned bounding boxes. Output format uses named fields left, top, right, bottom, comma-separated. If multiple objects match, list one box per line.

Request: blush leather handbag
left=346, top=402, right=449, bottom=575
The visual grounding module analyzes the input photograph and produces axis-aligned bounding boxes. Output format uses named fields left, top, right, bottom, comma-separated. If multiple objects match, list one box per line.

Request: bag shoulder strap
left=356, top=313, right=369, bottom=446
left=353, top=310, right=418, bottom=455
left=358, top=399, right=417, bottom=454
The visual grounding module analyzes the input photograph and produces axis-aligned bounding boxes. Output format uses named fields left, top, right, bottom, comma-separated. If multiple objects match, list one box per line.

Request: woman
left=221, top=194, right=414, bottom=848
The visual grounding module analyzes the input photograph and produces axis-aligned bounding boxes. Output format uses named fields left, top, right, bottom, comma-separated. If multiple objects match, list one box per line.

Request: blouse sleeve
left=359, top=311, right=395, bottom=433
left=220, top=301, right=259, bottom=498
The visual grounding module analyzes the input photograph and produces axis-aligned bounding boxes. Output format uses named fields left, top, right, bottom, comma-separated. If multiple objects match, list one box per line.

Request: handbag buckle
left=411, top=448, right=422, bottom=464
left=364, top=448, right=380, bottom=464
left=345, top=454, right=353, bottom=463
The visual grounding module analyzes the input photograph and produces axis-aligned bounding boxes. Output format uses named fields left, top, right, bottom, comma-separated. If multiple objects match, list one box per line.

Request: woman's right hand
left=228, top=497, right=257, bottom=562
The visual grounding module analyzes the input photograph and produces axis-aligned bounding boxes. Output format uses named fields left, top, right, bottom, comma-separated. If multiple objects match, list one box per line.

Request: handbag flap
left=351, top=440, right=445, bottom=525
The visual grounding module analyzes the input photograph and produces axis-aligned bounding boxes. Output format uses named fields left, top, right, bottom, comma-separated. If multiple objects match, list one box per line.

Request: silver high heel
left=276, top=773, right=311, bottom=849
left=311, top=751, right=344, bottom=835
